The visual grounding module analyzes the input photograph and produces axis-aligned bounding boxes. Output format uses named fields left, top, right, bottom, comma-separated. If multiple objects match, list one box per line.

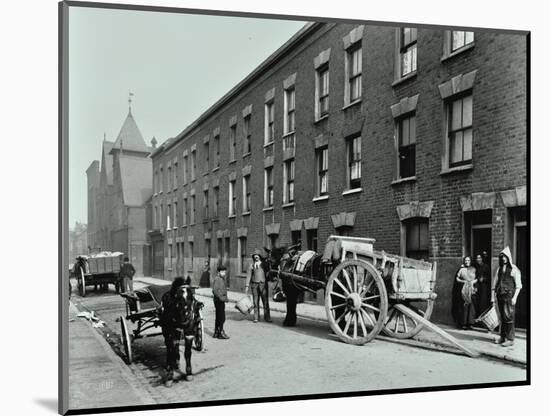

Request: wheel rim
left=120, top=316, right=132, bottom=364
left=382, top=299, right=434, bottom=339
left=79, top=268, right=86, bottom=297
left=194, top=312, right=204, bottom=351
left=325, top=259, right=388, bottom=345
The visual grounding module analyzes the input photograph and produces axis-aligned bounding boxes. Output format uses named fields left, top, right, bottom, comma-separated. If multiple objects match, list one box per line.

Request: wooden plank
left=393, top=304, right=480, bottom=358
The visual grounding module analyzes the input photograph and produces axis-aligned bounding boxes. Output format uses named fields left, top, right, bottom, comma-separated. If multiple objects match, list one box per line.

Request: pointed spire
left=103, top=132, right=106, bottom=142
left=151, top=136, right=157, bottom=149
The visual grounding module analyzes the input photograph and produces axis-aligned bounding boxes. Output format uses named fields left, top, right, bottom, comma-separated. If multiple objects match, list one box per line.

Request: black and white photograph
left=56, top=1, right=532, bottom=413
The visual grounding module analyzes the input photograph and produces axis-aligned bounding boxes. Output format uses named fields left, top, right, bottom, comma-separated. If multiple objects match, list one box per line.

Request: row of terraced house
left=87, top=22, right=528, bottom=326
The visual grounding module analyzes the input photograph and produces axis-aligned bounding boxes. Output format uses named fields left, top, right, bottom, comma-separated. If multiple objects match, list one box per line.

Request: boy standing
left=212, top=265, right=230, bottom=339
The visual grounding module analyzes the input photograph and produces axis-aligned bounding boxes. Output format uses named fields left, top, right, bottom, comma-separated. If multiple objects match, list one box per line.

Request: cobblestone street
left=69, top=281, right=526, bottom=410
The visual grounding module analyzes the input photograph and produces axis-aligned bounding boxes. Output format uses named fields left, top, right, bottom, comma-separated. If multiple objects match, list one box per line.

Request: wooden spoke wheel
left=382, top=299, right=434, bottom=339
left=78, top=268, right=86, bottom=297
left=325, top=259, right=388, bottom=345
left=120, top=315, right=133, bottom=364
left=194, top=310, right=204, bottom=351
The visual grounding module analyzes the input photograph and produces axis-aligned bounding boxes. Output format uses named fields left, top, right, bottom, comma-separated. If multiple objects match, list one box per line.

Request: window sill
left=392, top=71, right=417, bottom=87
left=181, top=224, right=187, bottom=228
left=242, top=152, right=251, bottom=158
left=391, top=176, right=417, bottom=186
left=212, top=166, right=220, bottom=173
left=172, top=226, right=178, bottom=230
left=283, top=131, right=296, bottom=138
left=263, top=141, right=274, bottom=149
left=263, top=206, right=274, bottom=212
left=242, top=211, right=251, bottom=216
left=312, top=195, right=329, bottom=202
left=228, top=214, right=236, bottom=219
left=342, top=187, right=363, bottom=196
left=203, top=171, right=209, bottom=177
left=440, top=164, right=473, bottom=176
left=282, top=202, right=295, bottom=209
left=228, top=159, right=237, bottom=165
left=342, top=99, right=362, bottom=111
left=314, top=114, right=329, bottom=124
left=441, top=43, right=475, bottom=62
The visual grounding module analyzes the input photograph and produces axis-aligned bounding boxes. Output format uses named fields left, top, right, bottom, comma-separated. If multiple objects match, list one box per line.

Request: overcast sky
left=68, top=5, right=307, bottom=226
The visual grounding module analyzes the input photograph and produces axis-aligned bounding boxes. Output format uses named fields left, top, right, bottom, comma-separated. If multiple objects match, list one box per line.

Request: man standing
left=492, top=246, right=522, bottom=347
left=119, top=256, right=136, bottom=293
left=245, top=249, right=272, bottom=323
left=212, top=265, right=230, bottom=339
left=199, top=260, right=211, bottom=288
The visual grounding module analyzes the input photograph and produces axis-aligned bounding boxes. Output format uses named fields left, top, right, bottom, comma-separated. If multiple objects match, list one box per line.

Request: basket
left=475, top=305, right=500, bottom=331
left=235, top=296, right=254, bottom=315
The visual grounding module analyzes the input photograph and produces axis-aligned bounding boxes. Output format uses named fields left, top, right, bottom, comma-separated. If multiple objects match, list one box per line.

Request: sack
left=235, top=296, right=254, bottom=315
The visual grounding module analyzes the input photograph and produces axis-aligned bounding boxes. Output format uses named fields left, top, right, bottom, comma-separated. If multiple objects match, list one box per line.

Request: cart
left=275, top=235, right=438, bottom=346
left=119, top=285, right=204, bottom=364
left=74, top=252, right=124, bottom=297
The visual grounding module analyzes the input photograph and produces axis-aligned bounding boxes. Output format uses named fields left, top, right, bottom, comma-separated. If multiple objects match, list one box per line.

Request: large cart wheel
left=78, top=268, right=86, bottom=297
left=120, top=315, right=133, bottom=364
left=325, top=259, right=388, bottom=345
left=194, top=309, right=204, bottom=351
left=382, top=299, right=435, bottom=339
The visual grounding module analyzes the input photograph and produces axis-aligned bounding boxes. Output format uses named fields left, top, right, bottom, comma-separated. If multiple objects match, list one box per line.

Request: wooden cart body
left=118, top=286, right=205, bottom=364
left=75, top=252, right=124, bottom=296
left=277, top=235, right=438, bottom=345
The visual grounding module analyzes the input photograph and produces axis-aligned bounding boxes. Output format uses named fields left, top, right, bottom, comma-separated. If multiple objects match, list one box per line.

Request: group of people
left=452, top=247, right=522, bottom=347
left=202, top=248, right=273, bottom=342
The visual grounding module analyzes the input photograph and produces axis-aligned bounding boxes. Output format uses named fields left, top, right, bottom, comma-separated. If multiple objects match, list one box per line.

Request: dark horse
left=157, top=277, right=203, bottom=387
left=265, top=243, right=335, bottom=326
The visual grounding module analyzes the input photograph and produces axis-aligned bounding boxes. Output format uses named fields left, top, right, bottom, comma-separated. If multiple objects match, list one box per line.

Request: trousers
left=214, top=298, right=226, bottom=332
left=497, top=292, right=516, bottom=341
left=250, top=281, right=270, bottom=321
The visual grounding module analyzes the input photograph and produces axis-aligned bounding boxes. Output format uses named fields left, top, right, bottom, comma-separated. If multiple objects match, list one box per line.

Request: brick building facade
left=148, top=22, right=527, bottom=325
left=86, top=108, right=154, bottom=277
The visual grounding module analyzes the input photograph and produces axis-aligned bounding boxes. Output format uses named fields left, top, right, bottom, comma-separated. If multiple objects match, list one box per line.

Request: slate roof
left=110, top=111, right=150, bottom=154
left=118, top=155, right=153, bottom=207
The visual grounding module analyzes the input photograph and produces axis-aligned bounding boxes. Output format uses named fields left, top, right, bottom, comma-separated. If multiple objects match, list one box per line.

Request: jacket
left=212, top=275, right=228, bottom=302
left=491, top=246, right=522, bottom=294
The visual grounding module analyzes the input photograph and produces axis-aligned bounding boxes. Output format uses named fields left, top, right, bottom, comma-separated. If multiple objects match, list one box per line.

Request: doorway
left=512, top=207, right=527, bottom=328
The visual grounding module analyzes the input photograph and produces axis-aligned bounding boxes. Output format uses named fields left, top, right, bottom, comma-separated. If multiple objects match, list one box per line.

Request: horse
left=265, top=243, right=335, bottom=326
left=157, top=278, right=203, bottom=386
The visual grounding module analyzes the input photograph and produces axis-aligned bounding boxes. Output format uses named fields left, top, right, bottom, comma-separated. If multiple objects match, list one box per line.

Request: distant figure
left=492, top=247, right=522, bottom=347
left=199, top=260, right=211, bottom=288
left=119, top=256, right=136, bottom=293
left=453, top=256, right=477, bottom=329
left=212, top=265, right=230, bottom=339
left=245, top=249, right=272, bottom=323
left=475, top=253, right=491, bottom=317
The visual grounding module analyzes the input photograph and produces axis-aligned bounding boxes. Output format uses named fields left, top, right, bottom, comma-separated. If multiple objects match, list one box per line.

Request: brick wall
left=149, top=23, right=527, bottom=325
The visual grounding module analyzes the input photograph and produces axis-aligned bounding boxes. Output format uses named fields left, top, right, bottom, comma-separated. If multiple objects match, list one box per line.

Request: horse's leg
left=162, top=328, right=175, bottom=386
left=184, top=335, right=194, bottom=381
left=282, top=280, right=297, bottom=326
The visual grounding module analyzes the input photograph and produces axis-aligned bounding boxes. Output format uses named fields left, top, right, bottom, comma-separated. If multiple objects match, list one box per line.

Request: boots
left=219, top=329, right=230, bottom=339
left=213, top=327, right=220, bottom=339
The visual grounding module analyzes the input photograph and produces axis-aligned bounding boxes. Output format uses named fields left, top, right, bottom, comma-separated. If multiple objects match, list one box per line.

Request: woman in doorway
left=453, top=256, right=478, bottom=329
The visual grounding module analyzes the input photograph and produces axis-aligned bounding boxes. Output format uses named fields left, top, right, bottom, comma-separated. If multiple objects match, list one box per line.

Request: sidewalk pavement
left=134, top=276, right=526, bottom=366
left=68, top=302, right=155, bottom=410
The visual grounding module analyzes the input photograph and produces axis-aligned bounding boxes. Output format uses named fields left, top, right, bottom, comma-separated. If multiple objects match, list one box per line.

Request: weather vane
left=128, top=90, right=134, bottom=113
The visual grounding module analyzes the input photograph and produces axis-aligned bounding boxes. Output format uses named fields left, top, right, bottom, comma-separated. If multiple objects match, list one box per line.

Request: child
left=212, top=265, right=230, bottom=339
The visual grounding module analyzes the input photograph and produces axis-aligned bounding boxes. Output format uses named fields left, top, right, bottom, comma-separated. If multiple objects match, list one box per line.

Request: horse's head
left=265, top=242, right=301, bottom=271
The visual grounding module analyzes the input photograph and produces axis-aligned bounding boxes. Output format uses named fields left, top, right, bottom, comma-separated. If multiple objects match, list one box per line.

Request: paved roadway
left=69, top=284, right=526, bottom=406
